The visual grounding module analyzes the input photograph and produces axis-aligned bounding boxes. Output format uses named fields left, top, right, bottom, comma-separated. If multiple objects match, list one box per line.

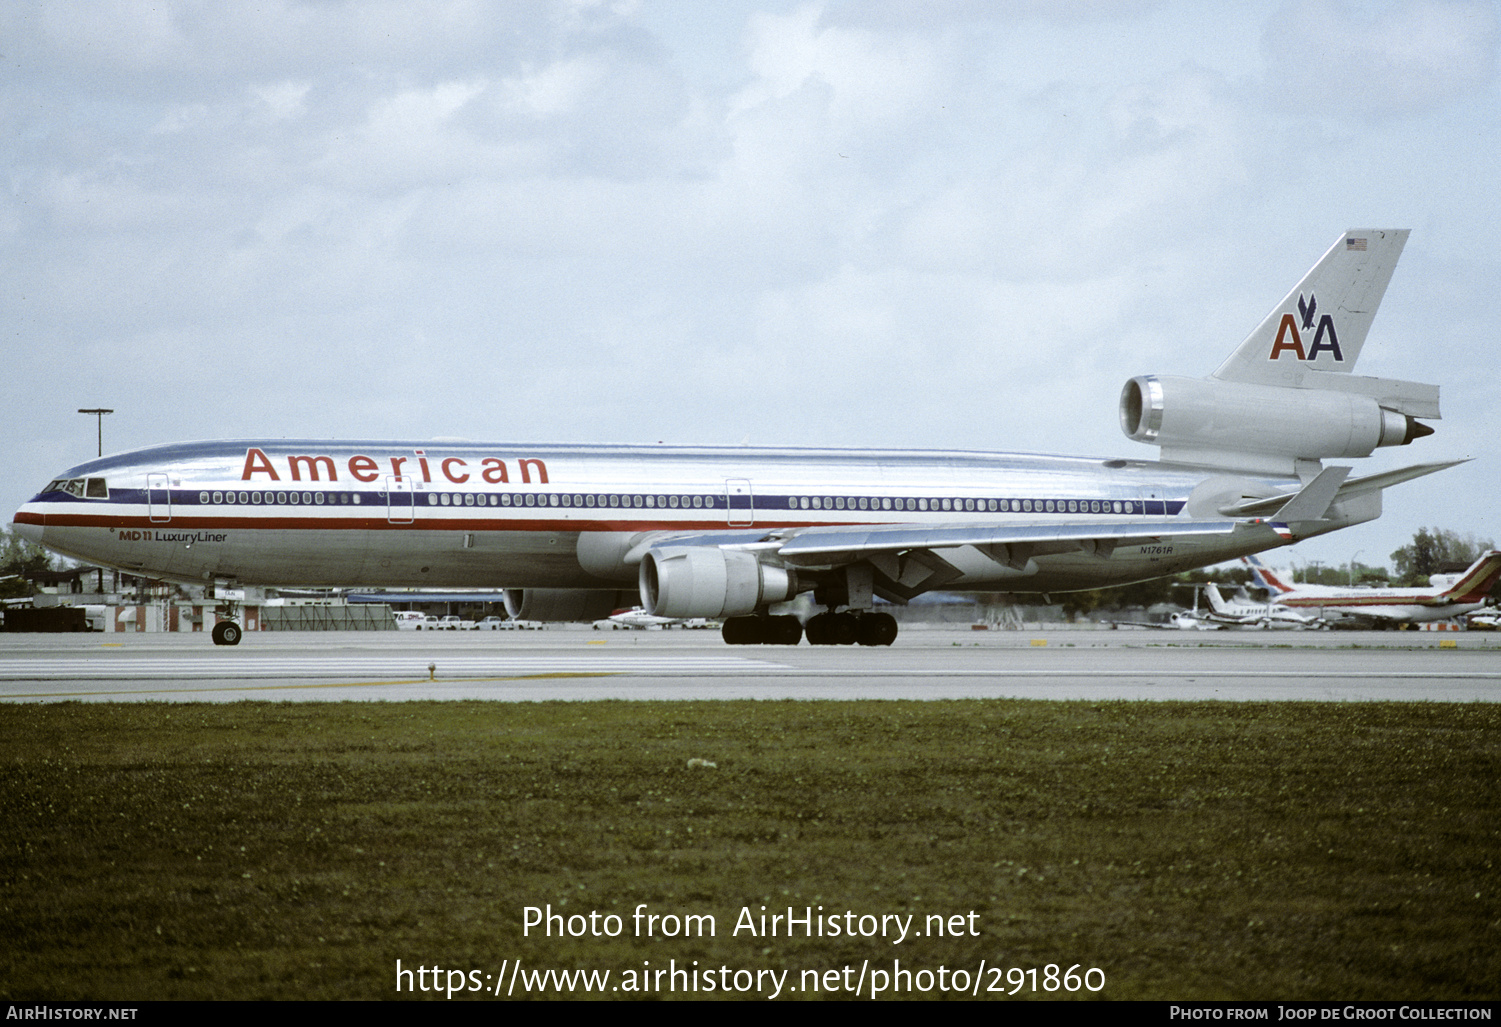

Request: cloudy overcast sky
left=4, top=0, right=1497, bottom=576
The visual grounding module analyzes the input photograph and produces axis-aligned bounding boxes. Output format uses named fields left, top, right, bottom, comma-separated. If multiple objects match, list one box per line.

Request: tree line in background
left=1389, top=527, right=1495, bottom=585
left=1, top=526, right=59, bottom=600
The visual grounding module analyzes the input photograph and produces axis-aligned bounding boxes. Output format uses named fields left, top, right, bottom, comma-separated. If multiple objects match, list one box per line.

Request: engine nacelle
left=640, top=547, right=797, bottom=619
left=503, top=588, right=634, bottom=623
left=1120, top=375, right=1431, bottom=473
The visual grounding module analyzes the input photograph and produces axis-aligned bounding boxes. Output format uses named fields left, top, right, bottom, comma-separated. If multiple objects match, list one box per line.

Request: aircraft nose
left=11, top=517, right=43, bottom=545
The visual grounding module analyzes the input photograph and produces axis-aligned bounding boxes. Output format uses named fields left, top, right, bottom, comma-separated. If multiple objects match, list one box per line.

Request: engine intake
left=640, top=547, right=796, bottom=619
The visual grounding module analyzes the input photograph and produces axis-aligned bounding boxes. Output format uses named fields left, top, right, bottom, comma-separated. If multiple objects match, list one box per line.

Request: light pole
left=78, top=408, right=113, bottom=457
left=1349, top=550, right=1364, bottom=586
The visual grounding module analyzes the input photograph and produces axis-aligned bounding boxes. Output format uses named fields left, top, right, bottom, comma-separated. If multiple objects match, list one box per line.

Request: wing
left=636, top=517, right=1245, bottom=603
left=627, top=457, right=1444, bottom=605
left=768, top=519, right=1237, bottom=565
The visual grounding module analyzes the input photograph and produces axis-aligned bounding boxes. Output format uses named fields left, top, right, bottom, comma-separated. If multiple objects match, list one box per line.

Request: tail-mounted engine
left=1120, top=374, right=1435, bottom=474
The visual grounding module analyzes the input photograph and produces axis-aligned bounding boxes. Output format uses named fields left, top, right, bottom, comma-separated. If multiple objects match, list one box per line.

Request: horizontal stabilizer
left=1220, top=458, right=1470, bottom=519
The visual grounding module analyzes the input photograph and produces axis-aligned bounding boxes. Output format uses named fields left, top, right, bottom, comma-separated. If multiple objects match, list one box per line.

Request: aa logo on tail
left=1269, top=292, right=1342, bottom=362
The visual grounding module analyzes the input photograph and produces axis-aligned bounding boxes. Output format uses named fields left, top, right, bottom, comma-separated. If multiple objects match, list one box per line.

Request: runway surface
left=2, top=625, right=1498, bottom=702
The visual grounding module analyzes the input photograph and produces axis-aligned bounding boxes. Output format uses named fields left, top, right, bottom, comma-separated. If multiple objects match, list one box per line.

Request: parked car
left=437, top=615, right=470, bottom=630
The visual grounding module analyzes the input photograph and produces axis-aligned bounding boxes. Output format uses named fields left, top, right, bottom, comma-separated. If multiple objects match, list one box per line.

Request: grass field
left=1, top=700, right=1497, bottom=1000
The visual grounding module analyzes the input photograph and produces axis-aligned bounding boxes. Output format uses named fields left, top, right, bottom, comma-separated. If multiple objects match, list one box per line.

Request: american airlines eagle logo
left=1269, top=291, right=1343, bottom=362
left=1298, top=293, right=1317, bottom=330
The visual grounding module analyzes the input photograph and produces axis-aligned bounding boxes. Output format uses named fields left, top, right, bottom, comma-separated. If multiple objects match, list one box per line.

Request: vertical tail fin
left=1213, top=229, right=1409, bottom=385
left=1441, top=551, right=1501, bottom=603
left=1242, top=554, right=1296, bottom=595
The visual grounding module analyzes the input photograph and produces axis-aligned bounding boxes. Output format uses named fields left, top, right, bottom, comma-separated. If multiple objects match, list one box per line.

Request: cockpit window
left=41, top=477, right=108, bottom=498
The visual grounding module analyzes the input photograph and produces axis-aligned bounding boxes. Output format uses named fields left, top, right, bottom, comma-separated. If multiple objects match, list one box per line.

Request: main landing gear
left=720, top=610, right=898, bottom=646
left=805, top=610, right=898, bottom=646
left=721, top=614, right=803, bottom=645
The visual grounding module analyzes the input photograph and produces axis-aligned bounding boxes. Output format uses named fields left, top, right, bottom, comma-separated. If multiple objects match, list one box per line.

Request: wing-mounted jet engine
left=639, top=546, right=797, bottom=619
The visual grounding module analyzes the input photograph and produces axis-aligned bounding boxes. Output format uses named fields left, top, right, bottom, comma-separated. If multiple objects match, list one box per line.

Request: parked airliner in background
left=13, top=229, right=1465, bottom=646
left=1244, top=551, right=1501, bottom=628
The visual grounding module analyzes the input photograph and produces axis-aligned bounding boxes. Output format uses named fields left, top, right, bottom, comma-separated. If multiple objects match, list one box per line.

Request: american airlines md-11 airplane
left=12, top=229, right=1465, bottom=647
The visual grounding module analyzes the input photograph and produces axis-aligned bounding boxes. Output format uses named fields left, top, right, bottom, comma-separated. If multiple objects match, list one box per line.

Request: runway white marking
left=0, top=655, right=788, bottom=681
left=2, top=631, right=1497, bottom=702
left=6, top=660, right=1493, bottom=683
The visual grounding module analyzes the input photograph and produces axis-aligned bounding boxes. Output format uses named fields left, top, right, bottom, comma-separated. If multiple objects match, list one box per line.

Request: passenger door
left=147, top=473, right=172, bottom=524
left=725, top=478, right=753, bottom=527
left=386, top=476, right=414, bottom=524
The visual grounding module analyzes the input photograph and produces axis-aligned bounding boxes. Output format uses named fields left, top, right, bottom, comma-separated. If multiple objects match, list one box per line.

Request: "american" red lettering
left=288, top=455, right=336, bottom=481
left=239, top=448, right=547, bottom=487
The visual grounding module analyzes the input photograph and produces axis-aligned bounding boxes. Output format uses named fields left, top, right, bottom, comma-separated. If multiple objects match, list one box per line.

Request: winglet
left=1270, top=465, right=1351, bottom=522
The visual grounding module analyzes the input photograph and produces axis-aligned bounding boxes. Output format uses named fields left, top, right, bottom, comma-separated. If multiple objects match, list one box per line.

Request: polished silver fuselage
left=12, top=439, right=1366, bottom=594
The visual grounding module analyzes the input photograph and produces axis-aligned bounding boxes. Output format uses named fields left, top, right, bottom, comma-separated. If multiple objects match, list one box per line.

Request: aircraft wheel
left=857, top=612, right=898, bottom=646
left=723, top=615, right=803, bottom=645
left=772, top=615, right=804, bottom=645
left=721, top=616, right=759, bottom=644
left=212, top=621, right=242, bottom=646
left=829, top=612, right=860, bottom=646
left=804, top=612, right=833, bottom=645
